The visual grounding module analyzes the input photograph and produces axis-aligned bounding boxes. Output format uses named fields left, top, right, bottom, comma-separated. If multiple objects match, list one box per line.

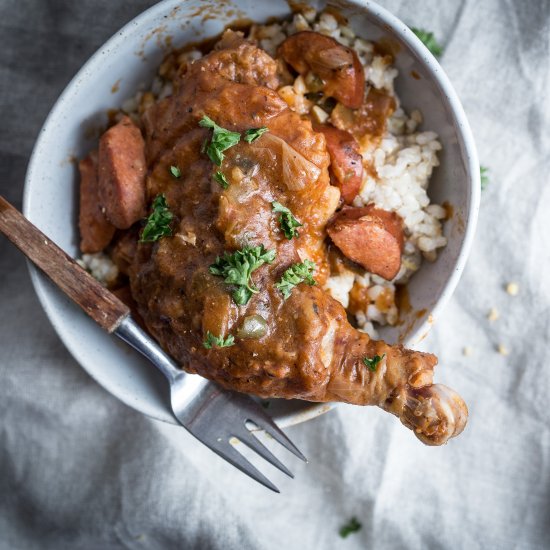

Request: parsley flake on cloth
left=480, top=166, right=489, bottom=190
left=411, top=27, right=443, bottom=57
left=339, top=517, right=362, bottom=538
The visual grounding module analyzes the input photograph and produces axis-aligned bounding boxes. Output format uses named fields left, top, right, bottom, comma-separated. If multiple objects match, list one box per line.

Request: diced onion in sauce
left=260, top=133, right=321, bottom=190
left=236, top=315, right=268, bottom=339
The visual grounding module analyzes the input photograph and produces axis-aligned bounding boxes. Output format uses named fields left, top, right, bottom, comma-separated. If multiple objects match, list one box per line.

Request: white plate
left=23, top=0, right=479, bottom=428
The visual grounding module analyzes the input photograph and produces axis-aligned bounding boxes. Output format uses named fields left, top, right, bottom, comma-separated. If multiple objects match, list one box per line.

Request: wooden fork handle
left=0, top=195, right=130, bottom=332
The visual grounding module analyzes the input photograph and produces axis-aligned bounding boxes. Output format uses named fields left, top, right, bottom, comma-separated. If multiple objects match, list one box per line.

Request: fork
left=0, top=195, right=306, bottom=492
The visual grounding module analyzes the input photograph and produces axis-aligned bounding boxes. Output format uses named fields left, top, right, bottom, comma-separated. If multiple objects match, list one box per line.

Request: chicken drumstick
left=121, top=31, right=468, bottom=445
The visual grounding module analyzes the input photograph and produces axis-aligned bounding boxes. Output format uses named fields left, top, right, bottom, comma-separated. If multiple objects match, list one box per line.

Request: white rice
left=77, top=253, right=119, bottom=287
left=90, top=9, right=446, bottom=336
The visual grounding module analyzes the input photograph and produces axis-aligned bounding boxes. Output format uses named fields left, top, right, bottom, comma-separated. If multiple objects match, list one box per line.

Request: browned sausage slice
left=78, top=151, right=115, bottom=254
left=98, top=116, right=146, bottom=229
left=327, top=205, right=404, bottom=280
left=277, top=31, right=365, bottom=109
left=314, top=122, right=363, bottom=204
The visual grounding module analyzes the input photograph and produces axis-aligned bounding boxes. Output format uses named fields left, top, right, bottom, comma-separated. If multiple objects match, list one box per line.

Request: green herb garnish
left=170, top=165, right=181, bottom=178
left=199, top=115, right=241, bottom=166
left=209, top=245, right=277, bottom=305
left=272, top=201, right=302, bottom=240
left=203, top=331, right=235, bottom=350
left=339, top=517, right=362, bottom=538
left=140, top=194, right=173, bottom=243
left=362, top=354, right=385, bottom=372
left=411, top=27, right=443, bottom=57
left=275, top=260, right=316, bottom=300
left=480, top=166, right=489, bottom=190
left=244, top=127, right=269, bottom=143
left=214, top=171, right=230, bottom=189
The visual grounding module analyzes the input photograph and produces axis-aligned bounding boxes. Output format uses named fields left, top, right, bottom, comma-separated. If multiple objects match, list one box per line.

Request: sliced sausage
left=277, top=31, right=365, bottom=109
left=78, top=151, right=115, bottom=254
left=314, top=122, right=363, bottom=204
left=327, top=205, right=404, bottom=280
left=98, top=116, right=146, bottom=229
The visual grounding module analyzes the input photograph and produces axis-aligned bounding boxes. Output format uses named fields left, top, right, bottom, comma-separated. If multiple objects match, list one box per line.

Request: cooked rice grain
left=77, top=253, right=119, bottom=287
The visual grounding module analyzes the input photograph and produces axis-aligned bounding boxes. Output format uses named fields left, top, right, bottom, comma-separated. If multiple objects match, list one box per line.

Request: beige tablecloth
left=1, top=1, right=549, bottom=548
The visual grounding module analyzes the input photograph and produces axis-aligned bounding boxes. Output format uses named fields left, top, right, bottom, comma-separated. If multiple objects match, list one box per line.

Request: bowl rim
left=22, top=0, right=479, bottom=429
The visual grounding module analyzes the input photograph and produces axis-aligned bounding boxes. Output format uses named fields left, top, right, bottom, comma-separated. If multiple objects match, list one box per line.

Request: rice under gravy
left=80, top=9, right=446, bottom=339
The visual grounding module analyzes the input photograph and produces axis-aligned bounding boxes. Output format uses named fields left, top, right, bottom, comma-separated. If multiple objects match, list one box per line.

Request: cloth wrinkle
left=1, top=1, right=550, bottom=549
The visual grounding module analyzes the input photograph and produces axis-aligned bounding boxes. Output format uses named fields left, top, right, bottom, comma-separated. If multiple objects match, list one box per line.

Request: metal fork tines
left=181, top=384, right=306, bottom=491
left=116, top=317, right=306, bottom=492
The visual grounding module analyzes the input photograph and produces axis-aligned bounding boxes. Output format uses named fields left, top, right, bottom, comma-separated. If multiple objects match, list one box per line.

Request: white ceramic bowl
left=23, top=0, right=479, bottom=428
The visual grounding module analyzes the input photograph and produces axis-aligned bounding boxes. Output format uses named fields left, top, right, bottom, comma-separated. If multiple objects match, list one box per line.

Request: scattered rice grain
left=506, top=282, right=519, bottom=296
left=487, top=308, right=499, bottom=322
left=497, top=344, right=509, bottom=356
left=78, top=253, right=119, bottom=287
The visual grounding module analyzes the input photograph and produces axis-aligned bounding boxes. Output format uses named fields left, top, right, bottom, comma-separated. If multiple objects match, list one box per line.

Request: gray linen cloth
left=1, top=1, right=549, bottom=548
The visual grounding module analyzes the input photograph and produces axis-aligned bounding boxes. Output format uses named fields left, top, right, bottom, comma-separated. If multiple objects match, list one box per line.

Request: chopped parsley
left=203, top=331, right=235, bottom=349
left=244, top=127, right=269, bottom=143
left=139, top=194, right=173, bottom=243
left=362, top=354, right=386, bottom=372
left=214, top=170, right=230, bottom=189
left=339, top=517, right=362, bottom=538
left=209, top=245, right=277, bottom=305
left=411, top=27, right=443, bottom=57
left=275, top=260, right=316, bottom=300
left=272, top=201, right=302, bottom=240
left=199, top=115, right=241, bottom=166
left=170, top=165, right=181, bottom=178
left=480, top=166, right=489, bottom=190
